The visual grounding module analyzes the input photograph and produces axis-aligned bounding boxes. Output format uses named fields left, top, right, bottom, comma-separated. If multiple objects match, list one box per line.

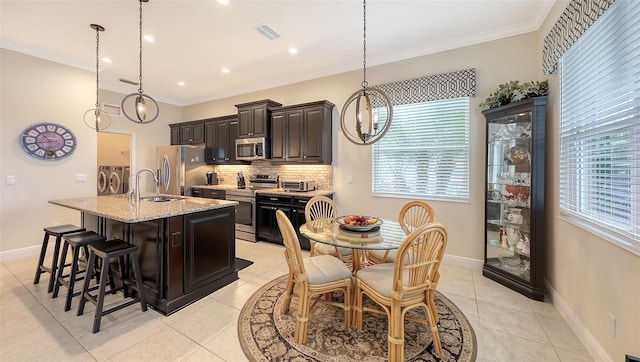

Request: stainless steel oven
left=226, top=189, right=256, bottom=242
left=226, top=174, right=278, bottom=242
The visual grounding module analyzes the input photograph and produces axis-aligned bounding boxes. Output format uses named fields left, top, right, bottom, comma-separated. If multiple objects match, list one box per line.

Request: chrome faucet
left=131, top=168, right=159, bottom=204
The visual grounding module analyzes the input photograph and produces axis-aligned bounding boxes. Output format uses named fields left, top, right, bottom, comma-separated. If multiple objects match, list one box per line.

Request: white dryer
left=108, top=166, right=126, bottom=195
left=97, top=166, right=110, bottom=195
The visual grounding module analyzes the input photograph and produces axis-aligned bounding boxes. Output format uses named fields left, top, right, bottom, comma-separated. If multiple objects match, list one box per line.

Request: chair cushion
left=368, top=249, right=396, bottom=263
left=304, top=255, right=352, bottom=285
left=315, top=243, right=352, bottom=257
left=356, top=263, right=410, bottom=298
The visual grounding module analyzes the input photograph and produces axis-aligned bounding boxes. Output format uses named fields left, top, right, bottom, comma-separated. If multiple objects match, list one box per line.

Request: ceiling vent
left=119, top=78, right=139, bottom=85
left=256, top=24, right=280, bottom=40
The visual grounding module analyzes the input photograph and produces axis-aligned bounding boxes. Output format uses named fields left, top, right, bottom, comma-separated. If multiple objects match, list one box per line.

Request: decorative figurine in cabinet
left=483, top=96, right=547, bottom=301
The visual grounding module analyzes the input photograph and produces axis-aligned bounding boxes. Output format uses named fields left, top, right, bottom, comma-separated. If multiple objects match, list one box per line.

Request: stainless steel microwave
left=236, top=137, right=269, bottom=161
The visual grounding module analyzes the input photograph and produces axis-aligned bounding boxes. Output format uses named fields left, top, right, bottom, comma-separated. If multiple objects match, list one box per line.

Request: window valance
left=542, top=0, right=615, bottom=74
left=371, top=68, right=476, bottom=108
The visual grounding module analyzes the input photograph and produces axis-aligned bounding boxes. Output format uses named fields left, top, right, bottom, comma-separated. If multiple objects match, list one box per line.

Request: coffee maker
left=206, top=171, right=217, bottom=185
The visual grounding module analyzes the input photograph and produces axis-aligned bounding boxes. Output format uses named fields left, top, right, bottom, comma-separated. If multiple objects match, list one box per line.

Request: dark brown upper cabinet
left=235, top=99, right=282, bottom=139
left=169, top=120, right=205, bottom=145
left=205, top=115, right=244, bottom=164
left=270, top=100, right=333, bottom=164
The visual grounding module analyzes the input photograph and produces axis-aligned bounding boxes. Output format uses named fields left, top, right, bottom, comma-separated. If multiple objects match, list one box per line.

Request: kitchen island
left=49, top=195, right=239, bottom=315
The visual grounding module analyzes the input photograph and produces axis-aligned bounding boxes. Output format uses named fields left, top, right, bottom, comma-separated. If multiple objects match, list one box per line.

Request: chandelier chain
left=95, top=26, right=100, bottom=108
left=361, top=0, right=367, bottom=89
left=138, top=0, right=144, bottom=94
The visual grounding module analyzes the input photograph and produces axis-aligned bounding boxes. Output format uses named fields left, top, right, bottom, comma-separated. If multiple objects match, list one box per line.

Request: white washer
left=97, top=166, right=110, bottom=195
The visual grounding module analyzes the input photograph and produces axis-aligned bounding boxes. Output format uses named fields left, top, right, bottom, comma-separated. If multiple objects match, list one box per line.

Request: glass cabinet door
left=485, top=111, right=532, bottom=281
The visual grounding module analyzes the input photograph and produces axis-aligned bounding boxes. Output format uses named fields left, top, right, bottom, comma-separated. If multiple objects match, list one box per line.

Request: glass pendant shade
left=340, top=0, right=392, bottom=145
left=135, top=95, right=147, bottom=120
left=83, top=23, right=111, bottom=132
left=122, top=0, right=159, bottom=124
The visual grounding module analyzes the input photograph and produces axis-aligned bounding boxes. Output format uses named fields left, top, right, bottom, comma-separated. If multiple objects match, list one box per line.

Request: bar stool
left=52, top=231, right=107, bottom=311
left=33, top=224, right=86, bottom=293
left=77, top=239, right=147, bottom=333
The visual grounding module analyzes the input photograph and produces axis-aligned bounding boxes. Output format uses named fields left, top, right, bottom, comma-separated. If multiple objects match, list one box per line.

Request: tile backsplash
left=214, top=161, right=332, bottom=190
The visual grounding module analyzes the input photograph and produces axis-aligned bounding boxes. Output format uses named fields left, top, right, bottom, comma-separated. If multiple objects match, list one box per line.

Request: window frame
left=558, top=0, right=640, bottom=256
left=371, top=97, right=470, bottom=202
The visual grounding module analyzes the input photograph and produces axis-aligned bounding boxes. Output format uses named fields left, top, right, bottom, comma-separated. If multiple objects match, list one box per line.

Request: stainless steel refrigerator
left=157, top=145, right=214, bottom=196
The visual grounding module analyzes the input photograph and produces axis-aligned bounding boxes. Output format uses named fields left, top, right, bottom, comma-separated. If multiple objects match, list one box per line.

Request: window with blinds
left=559, top=0, right=640, bottom=247
left=372, top=97, right=469, bottom=201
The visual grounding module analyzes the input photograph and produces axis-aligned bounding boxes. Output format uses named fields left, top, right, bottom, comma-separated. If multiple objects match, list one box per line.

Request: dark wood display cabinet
left=482, top=96, right=547, bottom=301
left=204, top=115, right=244, bottom=164
left=170, top=120, right=205, bottom=145
left=235, top=99, right=282, bottom=139
left=271, top=100, right=333, bottom=164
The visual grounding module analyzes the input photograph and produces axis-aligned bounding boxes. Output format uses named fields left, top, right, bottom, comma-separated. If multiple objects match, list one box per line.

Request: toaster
left=282, top=180, right=316, bottom=192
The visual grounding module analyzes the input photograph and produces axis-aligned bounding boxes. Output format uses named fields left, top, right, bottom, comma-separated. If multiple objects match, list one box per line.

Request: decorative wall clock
left=20, top=122, right=77, bottom=160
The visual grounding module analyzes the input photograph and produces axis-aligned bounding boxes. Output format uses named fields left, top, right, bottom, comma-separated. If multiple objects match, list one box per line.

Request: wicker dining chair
left=276, top=210, right=353, bottom=344
left=354, top=222, right=448, bottom=360
left=305, top=196, right=353, bottom=266
left=367, top=200, right=436, bottom=265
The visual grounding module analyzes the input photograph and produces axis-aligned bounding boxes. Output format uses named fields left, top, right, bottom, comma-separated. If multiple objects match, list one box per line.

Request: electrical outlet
left=6, top=175, right=16, bottom=185
left=76, top=174, right=87, bottom=183
left=348, top=175, right=353, bottom=184
left=608, top=313, right=616, bottom=337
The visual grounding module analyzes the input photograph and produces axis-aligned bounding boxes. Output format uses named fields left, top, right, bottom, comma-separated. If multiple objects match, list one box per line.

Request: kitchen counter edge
left=49, top=195, right=238, bottom=223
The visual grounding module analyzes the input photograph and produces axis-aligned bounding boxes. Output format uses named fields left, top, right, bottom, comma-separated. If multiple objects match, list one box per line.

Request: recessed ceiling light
left=289, top=47, right=298, bottom=55
left=101, top=57, right=112, bottom=63
left=177, top=81, right=185, bottom=86
left=144, top=35, right=155, bottom=42
left=217, top=0, right=229, bottom=5
left=221, top=68, right=230, bottom=74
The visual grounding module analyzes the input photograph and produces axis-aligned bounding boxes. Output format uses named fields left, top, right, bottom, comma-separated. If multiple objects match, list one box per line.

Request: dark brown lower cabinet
left=184, top=210, right=234, bottom=293
left=82, top=206, right=236, bottom=315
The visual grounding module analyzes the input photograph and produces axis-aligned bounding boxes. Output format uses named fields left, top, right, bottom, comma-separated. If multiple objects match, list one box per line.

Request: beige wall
left=185, top=32, right=541, bottom=262
left=536, top=2, right=640, bottom=360
left=0, top=49, right=182, bottom=254
left=97, top=133, right=130, bottom=166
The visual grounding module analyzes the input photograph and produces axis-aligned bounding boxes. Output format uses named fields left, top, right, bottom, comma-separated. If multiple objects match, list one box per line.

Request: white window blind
left=559, top=0, right=640, bottom=245
left=372, top=97, right=469, bottom=201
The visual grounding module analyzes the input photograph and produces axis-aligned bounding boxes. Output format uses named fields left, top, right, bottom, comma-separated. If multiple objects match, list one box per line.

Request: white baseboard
left=0, top=244, right=43, bottom=263
left=442, top=253, right=483, bottom=271
left=545, top=280, right=612, bottom=362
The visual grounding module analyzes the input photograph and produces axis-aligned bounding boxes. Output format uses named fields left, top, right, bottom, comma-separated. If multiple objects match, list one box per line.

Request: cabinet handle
left=270, top=197, right=278, bottom=201
left=303, top=155, right=306, bottom=159
left=298, top=200, right=307, bottom=204
left=272, top=207, right=278, bottom=210
left=225, top=158, right=229, bottom=160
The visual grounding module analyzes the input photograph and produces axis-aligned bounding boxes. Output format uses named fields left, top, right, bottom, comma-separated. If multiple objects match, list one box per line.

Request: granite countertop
left=49, top=194, right=238, bottom=223
left=255, top=188, right=334, bottom=197
left=192, top=184, right=239, bottom=191
left=192, top=184, right=334, bottom=197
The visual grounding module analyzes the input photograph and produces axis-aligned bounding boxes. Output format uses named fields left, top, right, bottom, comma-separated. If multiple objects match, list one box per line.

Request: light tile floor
left=0, top=240, right=593, bottom=361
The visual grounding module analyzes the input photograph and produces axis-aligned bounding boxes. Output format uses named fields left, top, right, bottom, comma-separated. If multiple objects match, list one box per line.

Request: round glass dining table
left=299, top=218, right=407, bottom=271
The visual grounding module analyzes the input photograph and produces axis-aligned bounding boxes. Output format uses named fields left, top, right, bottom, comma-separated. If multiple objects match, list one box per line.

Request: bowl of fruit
left=336, top=215, right=383, bottom=231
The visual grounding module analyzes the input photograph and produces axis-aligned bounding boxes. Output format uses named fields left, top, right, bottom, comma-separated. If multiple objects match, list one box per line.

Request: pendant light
left=122, top=0, right=159, bottom=124
left=83, top=24, right=111, bottom=132
left=340, top=0, right=393, bottom=145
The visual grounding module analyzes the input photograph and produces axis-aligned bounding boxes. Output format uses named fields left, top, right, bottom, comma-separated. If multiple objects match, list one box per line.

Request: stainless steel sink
left=142, top=196, right=185, bottom=202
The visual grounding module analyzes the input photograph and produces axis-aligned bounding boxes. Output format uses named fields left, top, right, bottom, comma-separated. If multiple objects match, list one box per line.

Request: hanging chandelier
left=340, top=0, right=393, bottom=145
left=122, top=0, right=159, bottom=124
left=83, top=24, right=111, bottom=132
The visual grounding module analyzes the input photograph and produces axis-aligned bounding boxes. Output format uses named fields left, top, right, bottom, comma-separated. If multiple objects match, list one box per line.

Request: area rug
left=238, top=275, right=476, bottom=361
